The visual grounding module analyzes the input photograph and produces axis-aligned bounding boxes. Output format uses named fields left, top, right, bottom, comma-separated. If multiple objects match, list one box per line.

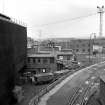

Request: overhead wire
left=27, top=12, right=98, bottom=39
left=31, top=12, right=97, bottom=27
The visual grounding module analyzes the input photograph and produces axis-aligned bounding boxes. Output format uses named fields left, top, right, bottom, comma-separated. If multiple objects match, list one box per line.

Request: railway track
left=29, top=70, right=75, bottom=105
left=82, top=82, right=99, bottom=105
left=67, top=73, right=98, bottom=105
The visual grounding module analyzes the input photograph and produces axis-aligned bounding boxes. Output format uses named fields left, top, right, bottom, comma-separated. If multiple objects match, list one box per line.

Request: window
left=76, top=45, right=79, bottom=47
left=82, top=49, right=85, bottom=52
left=59, top=56, right=63, bottom=60
left=37, top=58, right=41, bottom=63
left=78, top=40, right=82, bottom=43
left=33, top=58, right=36, bottom=63
left=88, top=44, right=90, bottom=47
left=76, top=49, right=79, bottom=52
left=88, top=49, right=90, bottom=52
left=43, top=58, right=48, bottom=64
left=82, top=44, right=85, bottom=47
left=42, top=69, right=46, bottom=73
left=67, top=55, right=70, bottom=60
left=37, top=68, right=41, bottom=73
left=50, top=57, right=54, bottom=63
left=27, top=58, right=30, bottom=62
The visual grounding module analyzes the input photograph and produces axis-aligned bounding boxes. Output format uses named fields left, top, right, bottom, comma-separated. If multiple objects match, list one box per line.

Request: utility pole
left=89, top=34, right=92, bottom=64
left=38, top=30, right=42, bottom=52
left=89, top=33, right=96, bottom=64
left=97, top=6, right=105, bottom=37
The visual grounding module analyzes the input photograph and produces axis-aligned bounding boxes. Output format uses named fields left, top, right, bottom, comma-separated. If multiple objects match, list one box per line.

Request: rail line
left=66, top=76, right=90, bottom=105
left=67, top=74, right=98, bottom=105
left=76, top=78, right=98, bottom=105
left=80, top=75, right=99, bottom=105
left=82, top=82, right=99, bottom=105
left=79, top=82, right=93, bottom=105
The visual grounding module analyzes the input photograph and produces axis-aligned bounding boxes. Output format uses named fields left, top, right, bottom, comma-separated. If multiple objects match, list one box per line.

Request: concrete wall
left=100, top=79, right=105, bottom=105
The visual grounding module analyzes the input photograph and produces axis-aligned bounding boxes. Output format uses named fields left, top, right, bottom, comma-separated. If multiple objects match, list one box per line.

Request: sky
left=0, top=0, right=105, bottom=39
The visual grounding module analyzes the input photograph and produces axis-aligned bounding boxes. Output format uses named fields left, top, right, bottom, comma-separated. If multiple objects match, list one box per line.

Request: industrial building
left=0, top=13, right=27, bottom=105
left=27, top=53, right=57, bottom=74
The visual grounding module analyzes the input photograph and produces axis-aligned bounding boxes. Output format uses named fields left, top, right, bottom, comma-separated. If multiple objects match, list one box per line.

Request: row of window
left=76, top=49, right=90, bottom=52
left=58, top=55, right=73, bottom=60
left=75, top=43, right=91, bottom=47
left=36, top=68, right=47, bottom=73
left=27, top=57, right=54, bottom=64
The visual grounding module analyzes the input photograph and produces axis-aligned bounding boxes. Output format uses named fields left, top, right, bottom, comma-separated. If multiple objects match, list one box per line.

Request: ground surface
left=19, top=83, right=48, bottom=105
left=38, top=62, right=105, bottom=105
left=18, top=55, right=105, bottom=105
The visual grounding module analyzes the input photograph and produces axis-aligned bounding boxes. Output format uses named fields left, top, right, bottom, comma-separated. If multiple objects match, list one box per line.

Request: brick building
left=26, top=53, right=57, bottom=74
left=70, top=39, right=93, bottom=54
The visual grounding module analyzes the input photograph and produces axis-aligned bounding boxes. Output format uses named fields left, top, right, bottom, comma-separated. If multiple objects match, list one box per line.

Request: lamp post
left=97, top=6, right=105, bottom=37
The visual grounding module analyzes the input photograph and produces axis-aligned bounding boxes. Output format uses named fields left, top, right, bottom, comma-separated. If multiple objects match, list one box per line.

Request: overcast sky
left=0, top=0, right=105, bottom=39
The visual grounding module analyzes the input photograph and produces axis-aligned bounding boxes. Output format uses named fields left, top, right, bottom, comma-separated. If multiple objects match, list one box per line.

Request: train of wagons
left=0, top=13, right=27, bottom=105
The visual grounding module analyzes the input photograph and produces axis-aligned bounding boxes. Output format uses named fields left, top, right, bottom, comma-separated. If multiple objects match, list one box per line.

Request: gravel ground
left=17, top=67, right=93, bottom=105
left=18, top=71, right=70, bottom=105
left=86, top=89, right=101, bottom=105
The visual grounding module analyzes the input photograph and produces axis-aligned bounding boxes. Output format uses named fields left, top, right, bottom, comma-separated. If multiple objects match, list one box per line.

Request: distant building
left=57, top=51, right=75, bottom=61
left=27, top=39, right=39, bottom=54
left=69, top=39, right=93, bottom=54
left=27, top=47, right=39, bottom=54
left=39, top=46, right=60, bottom=52
left=40, top=37, right=105, bottom=54
left=93, top=38, right=105, bottom=53
left=40, top=38, right=93, bottom=54
left=27, top=37, right=38, bottom=48
left=40, top=38, right=72, bottom=49
left=39, top=40, right=61, bottom=52
left=93, top=45, right=103, bottom=53
left=56, top=51, right=77, bottom=70
left=26, top=53, right=57, bottom=74
left=61, top=49, right=73, bottom=52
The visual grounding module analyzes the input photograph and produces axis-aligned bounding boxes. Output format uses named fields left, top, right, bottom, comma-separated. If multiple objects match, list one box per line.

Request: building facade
left=40, top=38, right=93, bottom=54
left=70, top=39, right=93, bottom=54
left=0, top=14, right=27, bottom=105
left=40, top=37, right=105, bottom=55
left=26, top=54, right=57, bottom=74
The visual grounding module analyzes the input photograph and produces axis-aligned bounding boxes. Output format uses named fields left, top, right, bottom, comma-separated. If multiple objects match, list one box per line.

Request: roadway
left=38, top=61, right=105, bottom=105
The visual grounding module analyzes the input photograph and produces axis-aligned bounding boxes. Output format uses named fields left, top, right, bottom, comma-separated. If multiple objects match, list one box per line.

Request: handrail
left=0, top=15, right=27, bottom=27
